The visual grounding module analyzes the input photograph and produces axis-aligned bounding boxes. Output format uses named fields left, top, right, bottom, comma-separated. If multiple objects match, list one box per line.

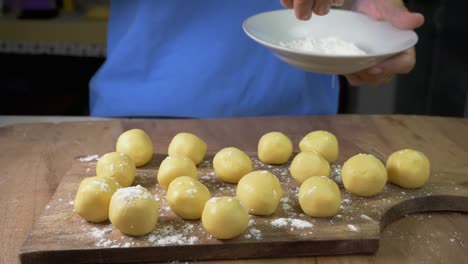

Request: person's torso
left=90, top=0, right=339, bottom=117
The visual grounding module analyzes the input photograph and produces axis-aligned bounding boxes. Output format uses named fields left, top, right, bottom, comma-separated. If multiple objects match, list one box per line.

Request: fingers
left=281, top=0, right=333, bottom=20
left=293, top=0, right=314, bottom=20
left=280, top=0, right=293, bottom=9
left=345, top=48, right=416, bottom=87
left=381, top=0, right=425, bottom=30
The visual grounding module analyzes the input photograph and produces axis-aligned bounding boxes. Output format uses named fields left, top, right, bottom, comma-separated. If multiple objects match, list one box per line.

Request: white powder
left=347, top=224, right=358, bottom=232
left=86, top=181, right=111, bottom=192
left=113, top=185, right=152, bottom=203
left=280, top=36, right=366, bottom=55
left=360, top=214, right=375, bottom=223
left=249, top=228, right=262, bottom=240
left=78, top=154, right=99, bottom=162
left=146, top=224, right=199, bottom=246
left=271, top=218, right=313, bottom=230
left=91, top=226, right=113, bottom=240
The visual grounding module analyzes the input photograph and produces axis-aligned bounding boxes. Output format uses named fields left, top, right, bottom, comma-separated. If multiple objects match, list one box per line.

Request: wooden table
left=1, top=115, right=467, bottom=263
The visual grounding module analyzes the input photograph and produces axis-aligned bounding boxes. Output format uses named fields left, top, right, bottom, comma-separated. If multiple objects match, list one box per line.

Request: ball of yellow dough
left=74, top=176, right=121, bottom=223
left=236, top=170, right=283, bottom=215
left=157, top=155, right=198, bottom=189
left=167, top=176, right=211, bottom=219
left=213, top=147, right=253, bottom=183
left=299, top=130, right=339, bottom=163
left=202, top=196, right=249, bottom=239
left=168, top=132, right=207, bottom=165
left=342, top=154, right=387, bottom=197
left=299, top=176, right=341, bottom=217
left=386, top=149, right=430, bottom=189
left=109, top=185, right=159, bottom=236
left=258, top=132, right=293, bottom=165
left=116, top=129, right=153, bottom=167
left=96, top=152, right=136, bottom=187
left=289, top=152, right=330, bottom=183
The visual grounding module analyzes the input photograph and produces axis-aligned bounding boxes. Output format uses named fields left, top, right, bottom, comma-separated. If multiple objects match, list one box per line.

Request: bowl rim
left=242, top=9, right=419, bottom=59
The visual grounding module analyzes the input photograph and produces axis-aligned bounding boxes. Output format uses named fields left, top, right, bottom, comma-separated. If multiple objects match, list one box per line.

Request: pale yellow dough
left=386, top=149, right=430, bottom=189
left=299, top=176, right=341, bottom=217
left=157, top=155, right=198, bottom=189
left=213, top=147, right=252, bottom=183
left=96, top=152, right=136, bottom=187
left=299, top=130, right=339, bottom=163
left=109, top=185, right=159, bottom=236
left=342, top=154, right=387, bottom=196
left=236, top=170, right=283, bottom=215
left=74, top=176, right=120, bottom=223
left=289, top=152, right=330, bottom=183
left=167, top=176, right=211, bottom=219
left=202, top=196, right=249, bottom=239
left=258, top=132, right=293, bottom=165
left=168, top=132, right=207, bottom=165
left=116, top=129, right=153, bottom=167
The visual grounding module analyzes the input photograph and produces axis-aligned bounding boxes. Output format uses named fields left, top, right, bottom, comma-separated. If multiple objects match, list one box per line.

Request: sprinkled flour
left=78, top=154, right=99, bottom=162
left=113, top=185, right=153, bottom=203
left=271, top=218, right=313, bottom=230
left=280, top=36, right=366, bottom=55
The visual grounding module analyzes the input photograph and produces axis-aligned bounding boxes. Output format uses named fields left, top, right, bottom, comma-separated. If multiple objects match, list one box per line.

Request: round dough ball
left=299, top=130, right=339, bottom=163
left=258, top=132, right=293, bottom=165
left=299, top=176, right=341, bottom=217
left=109, top=185, right=159, bottom=236
left=289, top=152, right=330, bottom=183
left=157, top=155, right=198, bottom=189
left=236, top=170, right=283, bottom=215
left=386, top=149, right=430, bottom=189
left=116, top=129, right=153, bottom=167
left=96, top=152, right=136, bottom=187
left=202, top=196, right=249, bottom=239
left=168, top=132, right=207, bottom=165
left=167, top=176, right=211, bottom=219
left=342, top=154, right=387, bottom=197
left=213, top=147, right=253, bottom=183
left=74, top=176, right=120, bottom=223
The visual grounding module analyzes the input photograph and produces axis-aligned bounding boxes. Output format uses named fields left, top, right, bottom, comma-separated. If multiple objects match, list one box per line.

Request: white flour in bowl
left=279, top=36, right=366, bottom=55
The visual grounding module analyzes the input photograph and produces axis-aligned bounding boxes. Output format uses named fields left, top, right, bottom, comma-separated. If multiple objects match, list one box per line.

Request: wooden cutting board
left=20, top=152, right=468, bottom=264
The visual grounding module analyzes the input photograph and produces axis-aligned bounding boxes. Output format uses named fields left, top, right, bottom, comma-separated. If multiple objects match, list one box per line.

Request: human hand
left=280, top=0, right=345, bottom=20
left=344, top=0, right=425, bottom=86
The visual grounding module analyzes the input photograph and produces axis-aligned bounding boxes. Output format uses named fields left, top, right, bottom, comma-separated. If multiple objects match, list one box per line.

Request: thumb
left=382, top=1, right=425, bottom=30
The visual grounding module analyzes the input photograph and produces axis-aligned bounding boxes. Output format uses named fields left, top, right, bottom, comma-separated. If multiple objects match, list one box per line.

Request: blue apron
left=89, top=0, right=339, bottom=118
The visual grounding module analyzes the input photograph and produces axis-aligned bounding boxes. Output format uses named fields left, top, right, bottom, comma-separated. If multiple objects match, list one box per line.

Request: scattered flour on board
left=347, top=224, right=358, bottom=232
left=249, top=228, right=263, bottom=240
left=78, top=154, right=99, bottom=162
left=360, top=214, right=376, bottom=223
left=147, top=224, right=199, bottom=246
left=271, top=218, right=313, bottom=230
left=280, top=36, right=367, bottom=55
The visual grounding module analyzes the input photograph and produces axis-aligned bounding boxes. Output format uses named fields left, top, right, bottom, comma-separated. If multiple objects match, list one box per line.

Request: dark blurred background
left=0, top=0, right=466, bottom=117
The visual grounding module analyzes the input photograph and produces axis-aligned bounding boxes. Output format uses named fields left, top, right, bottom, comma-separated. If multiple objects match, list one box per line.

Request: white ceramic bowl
left=243, top=9, right=418, bottom=74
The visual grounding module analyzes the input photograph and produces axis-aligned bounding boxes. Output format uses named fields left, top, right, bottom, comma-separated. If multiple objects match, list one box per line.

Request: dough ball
left=299, top=176, right=341, bottom=217
left=109, top=185, right=159, bottom=236
left=289, top=152, right=330, bottom=183
left=299, top=130, right=339, bottom=163
left=96, top=152, right=136, bottom=187
left=236, top=170, right=283, bottom=215
left=157, top=155, right=198, bottom=189
left=168, top=132, right=207, bottom=165
left=342, top=154, right=387, bottom=197
left=258, top=132, right=293, bottom=165
left=202, top=196, right=249, bottom=239
left=213, top=147, right=253, bottom=183
left=386, top=149, right=430, bottom=189
left=116, top=129, right=153, bottom=167
left=74, top=176, right=120, bottom=223
left=167, top=176, right=211, bottom=219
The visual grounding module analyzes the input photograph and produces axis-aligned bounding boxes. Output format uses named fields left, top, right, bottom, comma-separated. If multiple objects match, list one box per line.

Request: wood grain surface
left=1, top=115, right=467, bottom=263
